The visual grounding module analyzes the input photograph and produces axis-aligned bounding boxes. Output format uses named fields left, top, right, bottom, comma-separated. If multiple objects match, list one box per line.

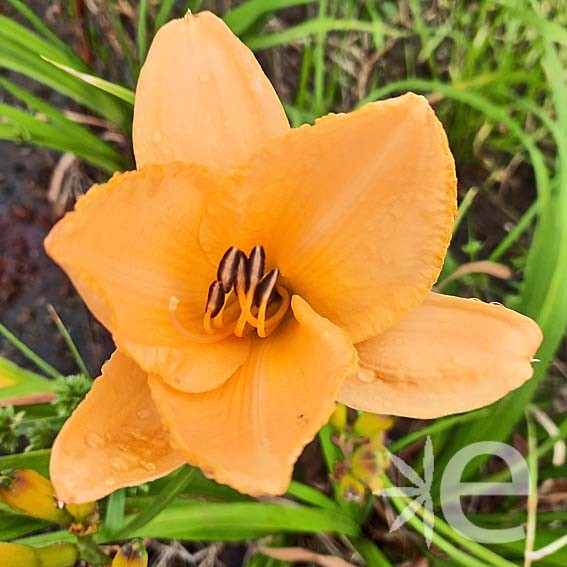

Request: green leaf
left=41, top=57, right=135, bottom=105
left=129, top=501, right=360, bottom=540
left=0, top=324, right=63, bottom=380
left=112, top=466, right=197, bottom=539
left=104, top=489, right=126, bottom=535
left=0, top=104, right=126, bottom=174
left=245, top=19, right=388, bottom=51
left=224, top=0, right=314, bottom=36
left=0, top=77, right=128, bottom=172
left=0, top=19, right=132, bottom=131
left=0, top=357, right=55, bottom=404
left=0, top=508, right=48, bottom=540
left=5, top=0, right=87, bottom=70
left=0, top=449, right=51, bottom=476
left=137, top=0, right=149, bottom=66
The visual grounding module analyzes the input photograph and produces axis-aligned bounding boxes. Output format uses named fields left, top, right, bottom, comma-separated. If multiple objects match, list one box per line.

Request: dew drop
left=199, top=72, right=211, bottom=83
left=139, top=460, right=157, bottom=472
left=358, top=368, right=377, bottom=384
left=152, top=130, right=162, bottom=143
left=136, top=408, right=151, bottom=420
left=110, top=456, right=127, bottom=471
left=104, top=478, right=114, bottom=487
left=129, top=429, right=149, bottom=442
left=86, top=432, right=103, bottom=449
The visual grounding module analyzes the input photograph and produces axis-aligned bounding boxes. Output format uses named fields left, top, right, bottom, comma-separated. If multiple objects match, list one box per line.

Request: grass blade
left=0, top=356, right=55, bottom=405
left=46, top=306, right=90, bottom=379
left=41, top=57, right=135, bottom=105
left=224, top=0, right=314, bottom=36
left=0, top=323, right=63, bottom=380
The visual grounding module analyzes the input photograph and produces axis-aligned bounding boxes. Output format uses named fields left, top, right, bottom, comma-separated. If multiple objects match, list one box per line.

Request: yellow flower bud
left=351, top=444, right=389, bottom=486
left=337, top=473, right=366, bottom=504
left=66, top=501, right=100, bottom=535
left=112, top=540, right=148, bottom=567
left=0, top=469, right=71, bottom=524
left=353, top=413, right=394, bottom=439
left=329, top=403, right=347, bottom=432
left=0, top=542, right=77, bottom=567
left=0, top=542, right=38, bottom=567
left=35, top=543, right=79, bottom=567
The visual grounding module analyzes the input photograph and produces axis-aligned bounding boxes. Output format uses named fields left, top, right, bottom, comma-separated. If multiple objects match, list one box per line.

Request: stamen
left=201, top=245, right=291, bottom=339
left=235, top=254, right=249, bottom=293
left=205, top=281, right=225, bottom=318
left=254, top=268, right=279, bottom=307
left=217, top=247, right=244, bottom=293
left=247, top=245, right=266, bottom=289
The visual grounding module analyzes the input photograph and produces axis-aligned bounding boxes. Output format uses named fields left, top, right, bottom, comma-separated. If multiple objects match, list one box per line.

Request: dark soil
left=0, top=140, right=113, bottom=376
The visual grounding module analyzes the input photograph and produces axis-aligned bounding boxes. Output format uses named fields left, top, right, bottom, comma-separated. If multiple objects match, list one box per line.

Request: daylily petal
left=50, top=351, right=185, bottom=503
left=148, top=296, right=358, bottom=496
left=338, top=293, right=543, bottom=419
left=200, top=93, right=457, bottom=343
left=45, top=163, right=250, bottom=393
left=133, top=11, right=289, bottom=169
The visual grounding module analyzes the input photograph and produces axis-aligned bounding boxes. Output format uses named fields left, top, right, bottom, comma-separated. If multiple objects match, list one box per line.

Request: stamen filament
left=170, top=297, right=236, bottom=343
left=260, top=285, right=290, bottom=337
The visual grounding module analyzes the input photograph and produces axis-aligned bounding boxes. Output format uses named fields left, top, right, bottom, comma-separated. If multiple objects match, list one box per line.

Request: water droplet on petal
left=139, top=460, right=157, bottom=472
left=104, top=478, right=114, bottom=487
left=129, top=429, right=149, bottom=442
left=86, top=432, right=103, bottom=449
left=136, top=408, right=151, bottom=420
left=358, top=368, right=377, bottom=384
left=110, top=456, right=127, bottom=471
left=152, top=130, right=162, bottom=143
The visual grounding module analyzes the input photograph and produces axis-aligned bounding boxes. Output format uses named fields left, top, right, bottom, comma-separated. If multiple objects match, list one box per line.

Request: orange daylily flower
left=45, top=12, right=542, bottom=503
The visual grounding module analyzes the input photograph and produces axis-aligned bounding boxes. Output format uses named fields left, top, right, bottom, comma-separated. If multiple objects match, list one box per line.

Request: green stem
left=76, top=535, right=109, bottom=566
left=112, top=466, right=196, bottom=539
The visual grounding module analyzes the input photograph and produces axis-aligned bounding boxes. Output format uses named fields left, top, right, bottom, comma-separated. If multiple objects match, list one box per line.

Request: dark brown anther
left=235, top=253, right=249, bottom=293
left=217, top=246, right=244, bottom=293
left=205, top=281, right=225, bottom=317
left=248, top=245, right=266, bottom=288
left=254, top=268, right=279, bottom=307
